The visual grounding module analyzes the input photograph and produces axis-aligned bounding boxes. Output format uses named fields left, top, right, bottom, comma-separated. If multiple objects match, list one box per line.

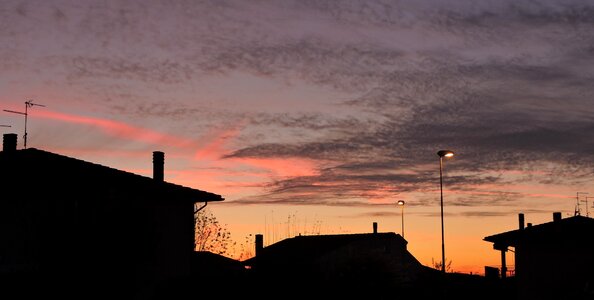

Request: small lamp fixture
left=397, top=200, right=405, bottom=238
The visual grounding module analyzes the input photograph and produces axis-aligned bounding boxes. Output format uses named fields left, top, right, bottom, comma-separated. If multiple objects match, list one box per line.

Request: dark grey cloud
left=225, top=84, right=594, bottom=206
left=417, top=211, right=508, bottom=218
left=4, top=0, right=594, bottom=209
left=249, top=112, right=373, bottom=132
left=222, top=191, right=375, bottom=207
left=197, top=39, right=404, bottom=93
left=332, top=209, right=549, bottom=221
left=226, top=97, right=594, bottom=206
left=225, top=141, right=370, bottom=161
left=459, top=211, right=511, bottom=217
left=66, top=56, right=195, bottom=84
left=350, top=210, right=517, bottom=219
left=350, top=211, right=402, bottom=218
left=440, top=1, right=594, bottom=28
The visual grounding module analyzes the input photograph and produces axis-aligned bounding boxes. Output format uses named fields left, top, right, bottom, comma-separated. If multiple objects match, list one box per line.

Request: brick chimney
left=255, top=234, right=263, bottom=257
left=3, top=133, right=17, bottom=152
left=152, top=151, right=164, bottom=181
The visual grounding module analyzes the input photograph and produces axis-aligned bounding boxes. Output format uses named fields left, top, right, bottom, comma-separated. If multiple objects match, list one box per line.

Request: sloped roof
left=0, top=148, right=223, bottom=202
left=192, top=251, right=245, bottom=275
left=244, top=232, right=412, bottom=265
left=483, top=215, right=594, bottom=248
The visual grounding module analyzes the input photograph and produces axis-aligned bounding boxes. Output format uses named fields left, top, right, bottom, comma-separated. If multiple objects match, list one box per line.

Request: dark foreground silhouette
left=2, top=133, right=592, bottom=300
left=0, top=133, right=223, bottom=299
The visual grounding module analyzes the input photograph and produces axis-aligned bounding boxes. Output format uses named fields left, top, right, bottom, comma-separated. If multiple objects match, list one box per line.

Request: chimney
left=255, top=234, right=263, bottom=257
left=518, top=213, right=525, bottom=230
left=152, top=151, right=164, bottom=181
left=373, top=222, right=378, bottom=234
left=3, top=133, right=17, bottom=152
left=553, top=212, right=562, bottom=222
left=527, top=223, right=532, bottom=228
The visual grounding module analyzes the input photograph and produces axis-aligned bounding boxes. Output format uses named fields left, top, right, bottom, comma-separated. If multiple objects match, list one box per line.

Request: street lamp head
left=397, top=200, right=405, bottom=206
left=437, top=150, right=454, bottom=158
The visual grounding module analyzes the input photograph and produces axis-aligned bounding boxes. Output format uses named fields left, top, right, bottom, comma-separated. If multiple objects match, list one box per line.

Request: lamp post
left=397, top=200, right=405, bottom=238
left=437, top=149, right=454, bottom=274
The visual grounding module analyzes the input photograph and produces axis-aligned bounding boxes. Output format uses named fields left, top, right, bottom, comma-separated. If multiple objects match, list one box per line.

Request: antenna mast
left=3, top=100, right=46, bottom=149
left=0, top=125, right=11, bottom=128
left=584, top=196, right=592, bottom=218
left=575, top=192, right=589, bottom=216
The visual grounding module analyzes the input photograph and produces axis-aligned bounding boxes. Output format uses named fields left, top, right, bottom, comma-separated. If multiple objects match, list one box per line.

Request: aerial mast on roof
left=584, top=196, right=592, bottom=218
left=3, top=100, right=46, bottom=149
left=575, top=192, right=589, bottom=216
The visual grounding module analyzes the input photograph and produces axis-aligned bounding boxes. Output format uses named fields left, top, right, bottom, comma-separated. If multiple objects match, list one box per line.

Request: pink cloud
left=49, top=147, right=153, bottom=158
left=36, top=110, right=191, bottom=147
left=192, top=125, right=322, bottom=180
left=230, top=157, right=320, bottom=178
left=194, top=126, right=244, bottom=160
left=168, top=168, right=266, bottom=197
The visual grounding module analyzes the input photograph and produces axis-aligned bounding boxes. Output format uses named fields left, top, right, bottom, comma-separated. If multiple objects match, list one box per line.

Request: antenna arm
left=3, top=109, right=27, bottom=115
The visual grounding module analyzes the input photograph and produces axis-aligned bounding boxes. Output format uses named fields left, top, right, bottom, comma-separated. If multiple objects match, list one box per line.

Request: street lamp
left=437, top=149, right=454, bottom=274
left=397, top=200, right=405, bottom=238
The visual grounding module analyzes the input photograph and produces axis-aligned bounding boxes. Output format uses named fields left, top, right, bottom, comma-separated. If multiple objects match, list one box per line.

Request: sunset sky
left=2, top=0, right=594, bottom=274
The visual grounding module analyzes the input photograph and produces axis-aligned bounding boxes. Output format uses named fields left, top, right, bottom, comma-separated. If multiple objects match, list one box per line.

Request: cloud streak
left=4, top=0, right=594, bottom=211
left=36, top=110, right=192, bottom=147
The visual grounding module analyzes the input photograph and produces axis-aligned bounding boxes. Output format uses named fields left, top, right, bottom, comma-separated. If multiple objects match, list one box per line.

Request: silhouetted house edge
left=192, top=251, right=246, bottom=280
left=484, top=212, right=594, bottom=300
left=0, top=133, right=224, bottom=299
left=243, top=229, right=425, bottom=293
left=152, top=251, right=248, bottom=297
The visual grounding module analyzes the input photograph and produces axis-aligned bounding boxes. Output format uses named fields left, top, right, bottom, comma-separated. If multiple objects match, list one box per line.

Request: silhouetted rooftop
left=193, top=251, right=245, bottom=275
left=484, top=215, right=594, bottom=247
left=244, top=232, right=415, bottom=265
left=0, top=147, right=223, bottom=202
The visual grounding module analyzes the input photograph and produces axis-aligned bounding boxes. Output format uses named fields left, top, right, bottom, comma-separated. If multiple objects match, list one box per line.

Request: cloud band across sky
left=2, top=0, right=594, bottom=212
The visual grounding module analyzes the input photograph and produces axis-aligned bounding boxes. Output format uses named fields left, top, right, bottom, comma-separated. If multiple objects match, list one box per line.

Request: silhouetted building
left=192, top=251, right=246, bottom=280
left=154, top=251, right=248, bottom=299
left=244, top=228, right=425, bottom=298
left=0, top=133, right=223, bottom=299
left=484, top=212, right=594, bottom=300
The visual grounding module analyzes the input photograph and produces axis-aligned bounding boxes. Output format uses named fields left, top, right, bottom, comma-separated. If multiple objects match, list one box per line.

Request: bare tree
left=431, top=257, right=453, bottom=273
left=194, top=207, right=234, bottom=255
left=233, top=234, right=255, bottom=261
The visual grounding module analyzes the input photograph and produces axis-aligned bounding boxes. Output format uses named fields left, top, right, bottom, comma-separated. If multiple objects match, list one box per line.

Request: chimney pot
left=3, top=133, right=17, bottom=152
left=553, top=212, right=562, bottom=222
left=527, top=223, right=532, bottom=228
left=518, top=213, right=525, bottom=230
left=255, top=234, right=263, bottom=257
left=153, top=151, right=164, bottom=181
left=373, top=222, right=378, bottom=234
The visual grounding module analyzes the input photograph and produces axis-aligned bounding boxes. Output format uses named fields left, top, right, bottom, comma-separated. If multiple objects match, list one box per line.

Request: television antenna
left=575, top=192, right=589, bottom=216
left=0, top=125, right=11, bottom=128
left=3, top=100, right=46, bottom=149
left=583, top=196, right=592, bottom=218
